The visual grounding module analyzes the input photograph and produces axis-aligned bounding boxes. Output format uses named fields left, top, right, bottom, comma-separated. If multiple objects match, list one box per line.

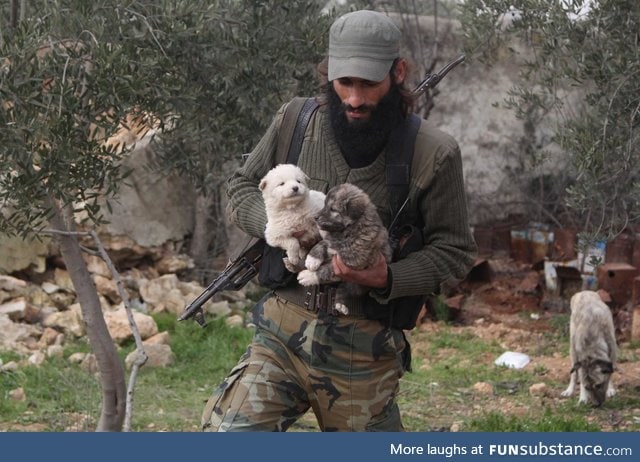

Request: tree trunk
left=49, top=200, right=126, bottom=431
left=188, top=182, right=229, bottom=279
left=188, top=193, right=214, bottom=268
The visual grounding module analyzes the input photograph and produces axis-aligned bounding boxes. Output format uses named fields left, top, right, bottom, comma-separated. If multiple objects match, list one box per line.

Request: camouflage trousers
left=201, top=294, right=407, bottom=432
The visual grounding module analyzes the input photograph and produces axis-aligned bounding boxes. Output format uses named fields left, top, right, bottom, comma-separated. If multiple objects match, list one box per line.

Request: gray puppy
left=297, top=183, right=392, bottom=315
left=561, top=290, right=617, bottom=406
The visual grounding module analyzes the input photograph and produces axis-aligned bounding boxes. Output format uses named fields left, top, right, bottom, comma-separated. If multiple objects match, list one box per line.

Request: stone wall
left=402, top=15, right=570, bottom=226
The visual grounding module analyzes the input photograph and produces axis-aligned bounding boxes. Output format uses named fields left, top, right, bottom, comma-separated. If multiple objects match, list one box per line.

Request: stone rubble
left=0, top=237, right=261, bottom=375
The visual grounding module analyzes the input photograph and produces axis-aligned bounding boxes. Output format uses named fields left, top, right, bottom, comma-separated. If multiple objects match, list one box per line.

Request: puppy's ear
left=346, top=194, right=367, bottom=220
left=259, top=178, right=267, bottom=191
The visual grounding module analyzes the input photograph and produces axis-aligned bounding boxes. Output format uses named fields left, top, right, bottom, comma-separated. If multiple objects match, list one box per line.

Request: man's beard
left=327, top=83, right=404, bottom=168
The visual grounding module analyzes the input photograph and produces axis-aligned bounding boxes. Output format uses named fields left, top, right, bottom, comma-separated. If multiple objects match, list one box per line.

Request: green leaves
left=459, top=0, right=640, bottom=240
left=0, top=0, right=177, bottom=237
left=1, top=0, right=333, bottom=240
left=142, top=0, right=332, bottom=195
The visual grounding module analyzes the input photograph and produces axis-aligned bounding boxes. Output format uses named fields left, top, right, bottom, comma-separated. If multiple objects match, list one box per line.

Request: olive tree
left=458, top=0, right=640, bottom=242
left=0, top=0, right=170, bottom=431
left=141, top=0, right=333, bottom=277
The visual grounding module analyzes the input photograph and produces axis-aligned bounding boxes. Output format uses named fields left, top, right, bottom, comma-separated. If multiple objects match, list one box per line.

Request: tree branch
left=88, top=230, right=147, bottom=432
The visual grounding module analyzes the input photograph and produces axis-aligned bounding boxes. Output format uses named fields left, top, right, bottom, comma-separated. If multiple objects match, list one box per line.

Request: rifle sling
left=276, top=97, right=319, bottom=165
left=386, top=113, right=421, bottom=224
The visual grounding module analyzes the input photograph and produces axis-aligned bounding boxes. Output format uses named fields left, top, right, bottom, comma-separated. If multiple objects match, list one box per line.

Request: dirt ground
left=404, top=255, right=640, bottom=432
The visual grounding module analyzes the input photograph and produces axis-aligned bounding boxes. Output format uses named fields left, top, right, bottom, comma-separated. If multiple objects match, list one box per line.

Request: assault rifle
left=178, top=55, right=466, bottom=327
left=178, top=238, right=264, bottom=327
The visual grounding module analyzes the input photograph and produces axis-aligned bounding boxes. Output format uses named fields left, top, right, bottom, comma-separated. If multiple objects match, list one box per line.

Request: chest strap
left=386, top=113, right=421, bottom=228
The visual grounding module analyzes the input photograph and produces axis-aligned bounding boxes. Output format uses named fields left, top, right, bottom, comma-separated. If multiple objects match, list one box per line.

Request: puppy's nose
left=292, top=186, right=298, bottom=192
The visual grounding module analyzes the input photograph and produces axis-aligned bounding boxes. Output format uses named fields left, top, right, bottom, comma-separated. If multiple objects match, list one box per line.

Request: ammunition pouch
left=257, top=244, right=296, bottom=289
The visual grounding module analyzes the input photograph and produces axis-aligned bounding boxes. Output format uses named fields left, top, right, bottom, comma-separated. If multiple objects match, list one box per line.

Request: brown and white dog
left=297, top=183, right=392, bottom=314
left=260, top=164, right=325, bottom=270
left=561, top=290, right=617, bottom=406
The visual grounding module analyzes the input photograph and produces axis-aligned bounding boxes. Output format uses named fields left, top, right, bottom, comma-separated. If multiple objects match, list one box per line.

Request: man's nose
left=344, top=87, right=365, bottom=109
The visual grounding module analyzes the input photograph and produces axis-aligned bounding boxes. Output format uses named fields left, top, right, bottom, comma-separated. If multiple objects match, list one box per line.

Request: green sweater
left=226, top=99, right=477, bottom=303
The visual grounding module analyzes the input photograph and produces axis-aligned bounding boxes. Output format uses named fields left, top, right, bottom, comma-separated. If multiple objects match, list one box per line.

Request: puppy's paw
left=606, top=385, right=616, bottom=398
left=298, top=248, right=309, bottom=263
left=578, top=390, right=589, bottom=404
left=283, top=257, right=303, bottom=273
left=560, top=388, right=573, bottom=398
left=305, top=254, right=323, bottom=272
left=297, top=270, right=320, bottom=286
left=286, top=252, right=302, bottom=267
left=333, top=303, right=349, bottom=316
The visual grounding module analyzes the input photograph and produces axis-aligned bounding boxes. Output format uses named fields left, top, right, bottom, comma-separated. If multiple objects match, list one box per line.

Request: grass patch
left=398, top=321, right=640, bottom=433
left=467, top=409, right=600, bottom=432
left=0, top=356, right=100, bottom=431
left=0, top=313, right=253, bottom=431
left=2, top=313, right=639, bottom=432
left=124, top=314, right=254, bottom=431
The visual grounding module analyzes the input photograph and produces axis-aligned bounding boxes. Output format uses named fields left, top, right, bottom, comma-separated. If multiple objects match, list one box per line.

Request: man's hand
left=332, top=253, right=388, bottom=288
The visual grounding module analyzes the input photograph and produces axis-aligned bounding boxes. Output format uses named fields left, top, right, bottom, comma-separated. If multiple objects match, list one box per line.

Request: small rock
left=84, top=254, right=111, bottom=277
left=0, top=298, right=28, bottom=321
left=68, top=352, right=87, bottom=364
left=529, top=382, right=548, bottom=396
left=103, top=308, right=158, bottom=344
left=80, top=354, right=98, bottom=374
left=41, top=282, right=61, bottom=294
left=38, top=327, right=60, bottom=348
left=9, top=387, right=26, bottom=401
left=205, top=300, right=231, bottom=318
left=225, top=314, right=244, bottom=328
left=2, top=360, right=19, bottom=372
left=125, top=344, right=174, bottom=369
left=143, top=331, right=170, bottom=346
left=53, top=268, right=75, bottom=292
left=156, top=255, right=193, bottom=274
left=46, top=344, right=64, bottom=358
left=28, top=351, right=46, bottom=366
left=0, top=275, right=28, bottom=292
left=472, top=381, right=494, bottom=395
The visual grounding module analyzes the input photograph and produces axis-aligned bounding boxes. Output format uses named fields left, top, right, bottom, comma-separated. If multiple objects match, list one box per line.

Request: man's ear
left=393, top=58, right=407, bottom=85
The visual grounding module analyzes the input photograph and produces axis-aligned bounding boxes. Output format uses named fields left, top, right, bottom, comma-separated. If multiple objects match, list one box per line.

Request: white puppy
left=561, top=290, right=617, bottom=406
left=259, top=164, right=325, bottom=269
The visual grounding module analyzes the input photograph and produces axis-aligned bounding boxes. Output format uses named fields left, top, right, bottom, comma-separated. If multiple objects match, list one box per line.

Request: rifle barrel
left=177, top=270, right=235, bottom=322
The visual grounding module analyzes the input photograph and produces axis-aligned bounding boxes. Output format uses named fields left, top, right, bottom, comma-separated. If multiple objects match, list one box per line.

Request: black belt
left=274, top=284, right=367, bottom=317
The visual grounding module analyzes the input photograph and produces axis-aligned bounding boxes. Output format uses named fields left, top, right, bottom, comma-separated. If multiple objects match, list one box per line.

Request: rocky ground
left=1, top=239, right=639, bottom=432
left=0, top=235, right=251, bottom=375
left=404, top=255, right=640, bottom=432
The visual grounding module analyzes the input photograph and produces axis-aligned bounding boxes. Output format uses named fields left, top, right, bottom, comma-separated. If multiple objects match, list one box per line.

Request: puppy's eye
left=297, top=179, right=302, bottom=183
left=278, top=182, right=285, bottom=186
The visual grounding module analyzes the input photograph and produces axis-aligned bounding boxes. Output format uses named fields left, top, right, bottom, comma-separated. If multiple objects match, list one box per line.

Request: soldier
left=202, top=9, right=476, bottom=432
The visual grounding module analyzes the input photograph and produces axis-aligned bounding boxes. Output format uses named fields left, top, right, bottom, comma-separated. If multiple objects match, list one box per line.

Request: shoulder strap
left=386, top=113, right=421, bottom=227
left=276, top=97, right=320, bottom=165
